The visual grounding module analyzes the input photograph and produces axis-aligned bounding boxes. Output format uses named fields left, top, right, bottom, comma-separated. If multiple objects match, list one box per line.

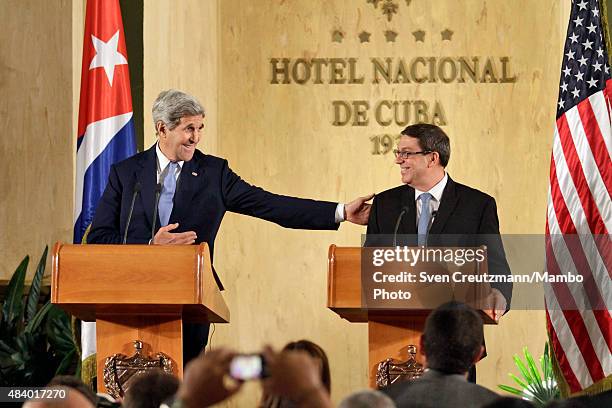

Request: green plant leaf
left=1, top=255, right=29, bottom=327
left=500, top=345, right=560, bottom=407
left=498, top=384, right=524, bottom=396
left=54, top=348, right=76, bottom=376
left=513, top=354, right=533, bottom=382
left=542, top=342, right=552, bottom=379
left=24, top=301, right=52, bottom=334
left=26, top=246, right=48, bottom=322
left=509, top=373, right=528, bottom=389
left=524, top=347, right=545, bottom=393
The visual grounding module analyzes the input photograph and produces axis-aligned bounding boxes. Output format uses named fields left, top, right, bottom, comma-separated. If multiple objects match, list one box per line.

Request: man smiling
left=365, top=124, right=512, bottom=323
left=88, top=89, right=372, bottom=362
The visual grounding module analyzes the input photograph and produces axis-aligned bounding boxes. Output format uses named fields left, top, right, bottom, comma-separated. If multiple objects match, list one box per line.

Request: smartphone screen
left=229, top=354, right=265, bottom=381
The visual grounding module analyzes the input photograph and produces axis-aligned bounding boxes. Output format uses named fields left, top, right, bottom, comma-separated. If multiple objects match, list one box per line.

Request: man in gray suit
left=382, top=302, right=499, bottom=408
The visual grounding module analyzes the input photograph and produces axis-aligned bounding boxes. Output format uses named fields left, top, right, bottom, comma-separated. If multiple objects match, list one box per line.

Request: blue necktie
left=158, top=162, right=178, bottom=227
left=417, top=193, right=433, bottom=246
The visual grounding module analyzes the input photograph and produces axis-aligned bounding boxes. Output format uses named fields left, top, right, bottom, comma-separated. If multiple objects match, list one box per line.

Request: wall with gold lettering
left=208, top=1, right=568, bottom=405
left=0, top=0, right=570, bottom=405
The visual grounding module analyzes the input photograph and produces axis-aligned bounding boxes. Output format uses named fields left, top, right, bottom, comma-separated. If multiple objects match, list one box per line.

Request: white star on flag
left=586, top=23, right=597, bottom=34
left=569, top=32, right=579, bottom=43
left=89, top=30, right=128, bottom=86
left=586, top=77, right=598, bottom=88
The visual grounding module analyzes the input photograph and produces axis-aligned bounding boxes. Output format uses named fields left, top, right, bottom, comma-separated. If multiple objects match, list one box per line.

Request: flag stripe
left=546, top=209, right=607, bottom=384
left=74, top=113, right=132, bottom=225
left=575, top=100, right=612, bottom=226
left=546, top=307, right=583, bottom=392
left=582, top=96, right=612, bottom=195
left=549, top=154, right=611, bottom=310
left=587, top=91, right=612, bottom=167
left=557, top=113, right=607, bottom=235
left=74, top=119, right=136, bottom=241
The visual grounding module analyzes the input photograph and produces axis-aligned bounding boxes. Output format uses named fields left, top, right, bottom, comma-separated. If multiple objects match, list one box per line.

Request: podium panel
left=327, top=245, right=495, bottom=387
left=51, top=242, right=229, bottom=394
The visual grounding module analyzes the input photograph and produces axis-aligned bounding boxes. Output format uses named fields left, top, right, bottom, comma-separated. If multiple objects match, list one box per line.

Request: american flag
left=546, top=0, right=611, bottom=394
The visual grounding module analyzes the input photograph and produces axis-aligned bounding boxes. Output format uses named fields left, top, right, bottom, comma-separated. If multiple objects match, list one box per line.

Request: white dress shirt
left=156, top=143, right=183, bottom=183
left=414, top=173, right=448, bottom=228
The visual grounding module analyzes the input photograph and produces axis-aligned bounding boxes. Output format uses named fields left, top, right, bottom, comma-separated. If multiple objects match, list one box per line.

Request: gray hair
left=152, top=89, right=205, bottom=131
left=338, top=390, right=396, bottom=408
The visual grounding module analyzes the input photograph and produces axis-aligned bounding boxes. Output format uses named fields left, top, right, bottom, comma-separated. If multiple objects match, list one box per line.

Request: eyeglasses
left=393, top=150, right=432, bottom=159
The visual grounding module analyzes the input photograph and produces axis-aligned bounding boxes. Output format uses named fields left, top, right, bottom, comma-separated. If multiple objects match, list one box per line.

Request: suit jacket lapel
left=399, top=185, right=417, bottom=234
left=429, top=176, right=458, bottom=234
left=170, top=156, right=203, bottom=224
left=136, top=146, right=158, bottom=228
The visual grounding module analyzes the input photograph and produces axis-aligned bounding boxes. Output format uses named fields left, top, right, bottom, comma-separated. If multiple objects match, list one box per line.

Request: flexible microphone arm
left=392, top=207, right=410, bottom=247
left=122, top=182, right=142, bottom=244
left=150, top=183, right=162, bottom=243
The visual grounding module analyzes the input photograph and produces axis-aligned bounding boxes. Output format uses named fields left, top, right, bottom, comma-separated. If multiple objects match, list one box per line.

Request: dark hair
left=122, top=370, right=179, bottom=408
left=401, top=124, right=451, bottom=167
left=422, top=301, right=483, bottom=374
left=47, top=375, right=98, bottom=406
left=283, top=339, right=331, bottom=393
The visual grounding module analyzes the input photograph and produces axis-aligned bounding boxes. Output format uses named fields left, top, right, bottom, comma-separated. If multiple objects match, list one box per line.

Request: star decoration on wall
left=381, top=0, right=399, bottom=22
left=412, top=30, right=425, bottom=42
left=384, top=30, right=398, bottom=42
left=366, top=0, right=409, bottom=22
left=441, top=29, right=454, bottom=41
left=332, top=30, right=344, bottom=43
left=359, top=31, right=372, bottom=43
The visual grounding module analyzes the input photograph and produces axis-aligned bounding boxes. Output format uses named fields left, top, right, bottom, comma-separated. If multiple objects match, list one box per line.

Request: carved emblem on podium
left=376, top=344, right=424, bottom=389
left=103, top=340, right=174, bottom=398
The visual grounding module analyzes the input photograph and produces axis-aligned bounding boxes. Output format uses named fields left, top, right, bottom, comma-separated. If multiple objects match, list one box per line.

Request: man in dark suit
left=382, top=301, right=499, bottom=408
left=88, top=89, right=373, bottom=363
left=365, top=124, right=512, bottom=322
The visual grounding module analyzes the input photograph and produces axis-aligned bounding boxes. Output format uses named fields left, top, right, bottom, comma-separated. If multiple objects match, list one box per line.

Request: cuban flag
left=73, top=0, right=136, bottom=385
left=74, top=0, right=136, bottom=245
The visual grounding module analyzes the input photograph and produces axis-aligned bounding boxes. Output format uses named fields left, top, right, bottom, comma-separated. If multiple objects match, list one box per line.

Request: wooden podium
left=327, top=245, right=494, bottom=388
left=51, top=242, right=229, bottom=392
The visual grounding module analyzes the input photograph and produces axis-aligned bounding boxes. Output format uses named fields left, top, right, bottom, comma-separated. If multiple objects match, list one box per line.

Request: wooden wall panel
left=143, top=0, right=219, bottom=154
left=0, top=0, right=73, bottom=281
left=0, top=0, right=572, bottom=405
left=211, top=0, right=567, bottom=404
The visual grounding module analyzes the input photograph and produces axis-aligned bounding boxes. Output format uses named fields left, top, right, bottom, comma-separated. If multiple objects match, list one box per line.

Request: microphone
left=122, top=182, right=142, bottom=244
left=393, top=206, right=410, bottom=247
left=151, top=183, right=162, bottom=243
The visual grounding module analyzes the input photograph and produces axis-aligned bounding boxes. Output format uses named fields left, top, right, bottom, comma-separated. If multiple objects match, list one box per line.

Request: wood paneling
left=212, top=1, right=564, bottom=403
left=1, top=0, right=570, bottom=405
left=0, top=0, right=73, bottom=281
